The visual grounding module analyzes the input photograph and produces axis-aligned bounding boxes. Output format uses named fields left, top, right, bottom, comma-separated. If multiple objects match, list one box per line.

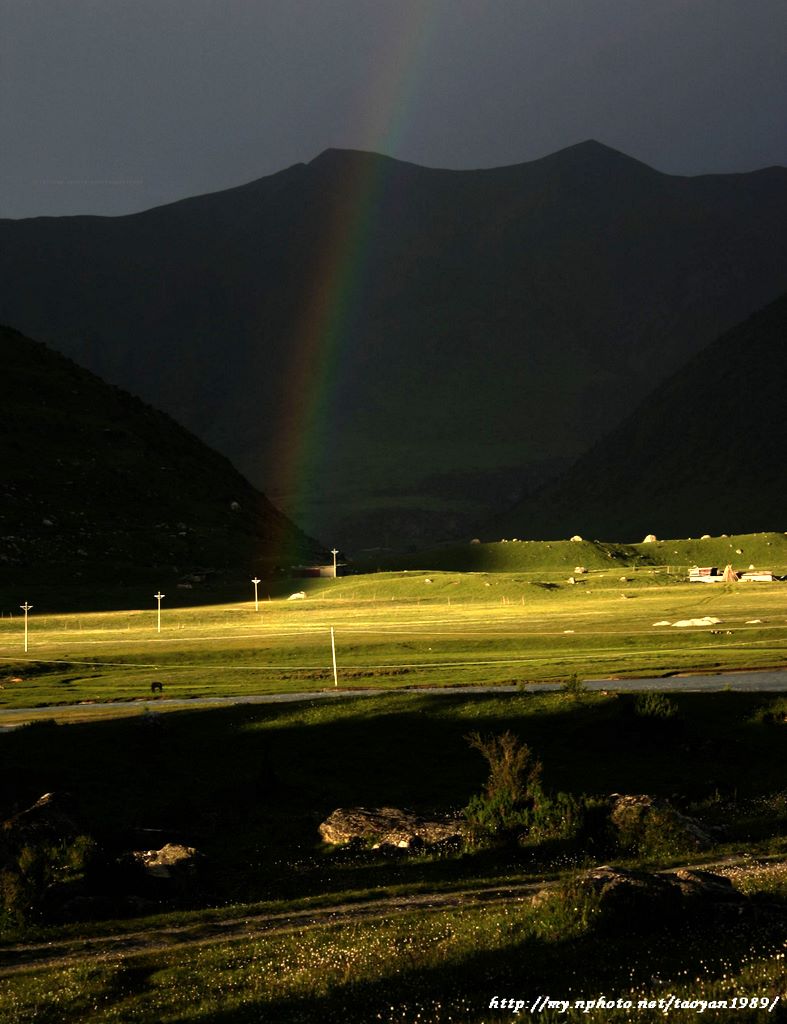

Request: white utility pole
left=331, top=548, right=339, bottom=578
left=251, top=577, right=261, bottom=612
left=154, top=592, right=165, bottom=634
left=20, top=602, right=32, bottom=652
left=330, top=626, right=338, bottom=688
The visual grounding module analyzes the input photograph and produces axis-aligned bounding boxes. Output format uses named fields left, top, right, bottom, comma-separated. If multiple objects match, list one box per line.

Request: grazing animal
left=150, top=681, right=164, bottom=694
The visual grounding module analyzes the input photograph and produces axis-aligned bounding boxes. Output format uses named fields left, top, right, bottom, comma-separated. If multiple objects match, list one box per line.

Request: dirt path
left=0, top=879, right=547, bottom=976
left=0, top=854, right=775, bottom=977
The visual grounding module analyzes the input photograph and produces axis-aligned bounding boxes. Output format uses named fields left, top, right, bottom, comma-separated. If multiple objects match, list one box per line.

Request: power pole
left=154, top=592, right=165, bottom=634
left=20, top=602, right=32, bottom=652
left=330, top=626, right=338, bottom=688
left=251, top=577, right=261, bottom=612
left=331, top=548, right=339, bottom=578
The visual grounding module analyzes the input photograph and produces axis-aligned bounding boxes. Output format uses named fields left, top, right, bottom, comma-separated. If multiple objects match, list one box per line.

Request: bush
left=634, top=692, right=678, bottom=720
left=563, top=673, right=585, bottom=697
left=463, top=731, right=544, bottom=844
left=463, top=731, right=584, bottom=847
left=0, top=834, right=102, bottom=930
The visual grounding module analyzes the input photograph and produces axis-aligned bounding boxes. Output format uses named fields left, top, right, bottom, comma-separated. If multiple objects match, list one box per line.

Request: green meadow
left=1, top=534, right=786, bottom=1022
left=1, top=539, right=787, bottom=715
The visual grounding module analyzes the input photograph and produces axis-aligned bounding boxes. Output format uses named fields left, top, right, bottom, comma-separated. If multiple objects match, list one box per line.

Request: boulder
left=671, top=868, right=746, bottom=904
left=576, top=864, right=745, bottom=927
left=580, top=864, right=681, bottom=918
left=131, top=842, right=201, bottom=879
left=319, top=807, right=464, bottom=849
left=2, top=792, right=82, bottom=855
left=609, top=793, right=713, bottom=849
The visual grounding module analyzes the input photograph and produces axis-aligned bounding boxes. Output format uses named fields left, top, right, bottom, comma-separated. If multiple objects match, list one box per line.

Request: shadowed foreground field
left=1, top=689, right=787, bottom=1022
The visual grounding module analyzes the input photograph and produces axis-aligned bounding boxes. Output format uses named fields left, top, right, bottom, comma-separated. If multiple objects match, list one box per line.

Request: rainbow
left=268, top=3, right=441, bottom=544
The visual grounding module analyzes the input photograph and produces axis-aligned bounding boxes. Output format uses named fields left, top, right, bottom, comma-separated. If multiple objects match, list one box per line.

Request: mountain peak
left=544, top=139, right=662, bottom=176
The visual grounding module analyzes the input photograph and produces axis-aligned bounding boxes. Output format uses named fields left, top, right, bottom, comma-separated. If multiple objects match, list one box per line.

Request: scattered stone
left=2, top=792, right=81, bottom=849
left=576, top=863, right=744, bottom=927
left=287, top=591, right=306, bottom=600
left=671, top=616, right=721, bottom=628
left=570, top=535, right=583, bottom=542
left=671, top=868, right=746, bottom=904
left=131, top=843, right=201, bottom=879
left=642, top=534, right=657, bottom=543
left=653, top=620, right=671, bottom=626
left=608, top=794, right=713, bottom=849
left=579, top=864, right=680, bottom=918
left=318, top=807, right=464, bottom=849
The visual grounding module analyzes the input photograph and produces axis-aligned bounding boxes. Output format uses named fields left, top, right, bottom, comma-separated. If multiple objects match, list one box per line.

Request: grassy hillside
left=1, top=143, right=786, bottom=548
left=0, top=324, right=322, bottom=601
left=358, top=531, right=787, bottom=575
left=496, top=295, right=787, bottom=541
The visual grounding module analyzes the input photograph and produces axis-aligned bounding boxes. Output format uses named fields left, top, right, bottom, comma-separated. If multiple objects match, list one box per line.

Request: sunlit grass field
left=1, top=559, right=786, bottom=716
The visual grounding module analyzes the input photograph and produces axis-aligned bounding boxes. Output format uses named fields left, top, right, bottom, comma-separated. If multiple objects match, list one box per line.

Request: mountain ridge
left=1, top=142, right=785, bottom=548
left=0, top=323, right=323, bottom=596
left=493, top=293, right=787, bottom=541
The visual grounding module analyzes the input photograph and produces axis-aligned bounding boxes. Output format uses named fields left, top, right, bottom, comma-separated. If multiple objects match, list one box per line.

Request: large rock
left=319, top=807, right=464, bottom=849
left=580, top=865, right=682, bottom=918
left=575, top=864, right=746, bottom=929
left=130, top=842, right=201, bottom=879
left=609, top=793, right=713, bottom=849
left=671, top=868, right=746, bottom=904
left=1, top=792, right=82, bottom=862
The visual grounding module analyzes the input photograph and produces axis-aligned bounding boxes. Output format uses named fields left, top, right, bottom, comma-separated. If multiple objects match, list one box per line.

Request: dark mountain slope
left=1, top=141, right=786, bottom=548
left=0, top=324, right=322, bottom=592
left=494, top=294, right=787, bottom=541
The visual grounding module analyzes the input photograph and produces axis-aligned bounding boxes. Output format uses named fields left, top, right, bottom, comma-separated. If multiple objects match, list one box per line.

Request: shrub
left=563, top=673, right=585, bottom=697
left=0, top=834, right=102, bottom=930
left=463, top=730, right=544, bottom=844
left=463, top=731, right=584, bottom=847
left=634, top=692, right=678, bottom=720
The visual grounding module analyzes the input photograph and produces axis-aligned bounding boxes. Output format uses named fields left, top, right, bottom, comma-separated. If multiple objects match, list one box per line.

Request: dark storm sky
left=1, top=0, right=785, bottom=218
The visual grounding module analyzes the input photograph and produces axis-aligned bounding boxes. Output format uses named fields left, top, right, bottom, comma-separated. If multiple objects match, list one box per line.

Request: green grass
left=3, top=690, right=787, bottom=1021
left=1, top=538, right=786, bottom=1022
left=0, top=548, right=785, bottom=713
left=2, top=873, right=785, bottom=1022
left=360, top=531, right=787, bottom=575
